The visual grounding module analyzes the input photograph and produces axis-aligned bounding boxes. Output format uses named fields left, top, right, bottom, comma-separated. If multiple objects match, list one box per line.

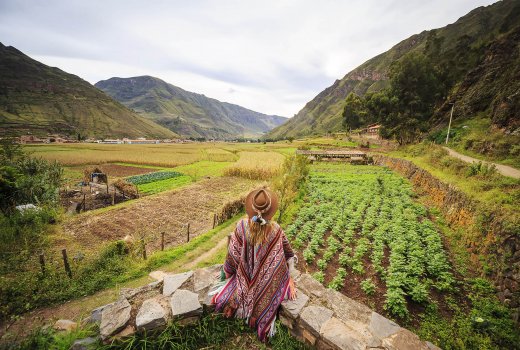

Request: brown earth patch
left=98, top=164, right=159, bottom=177
left=62, top=176, right=260, bottom=252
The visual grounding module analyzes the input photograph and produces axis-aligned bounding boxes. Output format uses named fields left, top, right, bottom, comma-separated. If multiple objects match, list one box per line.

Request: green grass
left=428, top=116, right=520, bottom=169
left=13, top=314, right=308, bottom=350
left=137, top=175, right=193, bottom=195
left=173, top=160, right=234, bottom=179
left=0, top=214, right=240, bottom=323
left=122, top=161, right=233, bottom=195
left=389, top=144, right=520, bottom=212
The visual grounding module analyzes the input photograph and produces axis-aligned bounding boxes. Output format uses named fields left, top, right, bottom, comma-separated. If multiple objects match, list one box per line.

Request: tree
left=342, top=92, right=367, bottom=130
left=373, top=52, right=443, bottom=144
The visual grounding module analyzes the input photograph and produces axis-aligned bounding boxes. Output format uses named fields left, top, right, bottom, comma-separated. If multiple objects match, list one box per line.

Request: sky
left=0, top=0, right=497, bottom=117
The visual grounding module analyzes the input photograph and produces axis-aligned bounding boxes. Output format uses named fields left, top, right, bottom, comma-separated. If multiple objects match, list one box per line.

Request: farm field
left=60, top=176, right=261, bottom=252
left=286, top=163, right=455, bottom=320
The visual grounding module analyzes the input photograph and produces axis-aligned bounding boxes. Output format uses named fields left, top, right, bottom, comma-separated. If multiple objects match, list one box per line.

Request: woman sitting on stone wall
left=211, top=187, right=297, bottom=341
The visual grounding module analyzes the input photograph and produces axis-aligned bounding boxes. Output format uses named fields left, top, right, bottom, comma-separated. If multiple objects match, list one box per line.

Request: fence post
left=161, top=232, right=165, bottom=251
left=187, top=223, right=190, bottom=242
left=106, top=175, right=109, bottom=194
left=142, top=239, right=147, bottom=260
left=213, top=213, right=217, bottom=228
left=112, top=190, right=115, bottom=205
left=39, top=252, right=45, bottom=274
left=62, top=248, right=72, bottom=278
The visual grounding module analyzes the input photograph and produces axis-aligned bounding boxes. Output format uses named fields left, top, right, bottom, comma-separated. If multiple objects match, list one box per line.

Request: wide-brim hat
left=245, top=188, right=278, bottom=221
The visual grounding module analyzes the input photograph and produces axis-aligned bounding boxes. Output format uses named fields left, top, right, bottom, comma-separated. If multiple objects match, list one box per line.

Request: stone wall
left=76, top=266, right=439, bottom=350
left=372, top=155, right=520, bottom=323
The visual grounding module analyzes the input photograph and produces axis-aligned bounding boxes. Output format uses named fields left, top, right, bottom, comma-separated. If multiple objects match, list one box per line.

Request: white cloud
left=0, top=0, right=497, bottom=117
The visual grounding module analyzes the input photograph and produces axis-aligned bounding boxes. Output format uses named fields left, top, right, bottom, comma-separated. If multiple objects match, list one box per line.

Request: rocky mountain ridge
left=0, top=43, right=177, bottom=139
left=95, top=76, right=287, bottom=139
left=268, top=0, right=520, bottom=139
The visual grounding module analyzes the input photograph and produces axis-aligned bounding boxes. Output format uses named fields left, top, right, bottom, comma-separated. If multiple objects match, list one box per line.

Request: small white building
left=98, top=139, right=123, bottom=144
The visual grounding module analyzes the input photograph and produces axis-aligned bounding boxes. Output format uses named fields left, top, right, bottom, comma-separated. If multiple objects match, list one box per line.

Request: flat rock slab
left=369, top=312, right=401, bottom=340
left=170, top=289, right=202, bottom=317
left=382, top=329, right=429, bottom=350
left=120, top=281, right=161, bottom=300
left=193, top=265, right=221, bottom=293
left=90, top=302, right=114, bottom=324
left=281, top=291, right=309, bottom=319
left=320, top=317, right=366, bottom=350
left=71, top=337, right=98, bottom=350
left=136, top=298, right=169, bottom=331
left=163, top=271, right=193, bottom=296
left=300, top=305, right=333, bottom=336
left=100, top=298, right=132, bottom=340
left=322, top=289, right=372, bottom=325
left=54, top=319, right=78, bottom=332
left=296, top=274, right=326, bottom=298
left=149, top=270, right=168, bottom=281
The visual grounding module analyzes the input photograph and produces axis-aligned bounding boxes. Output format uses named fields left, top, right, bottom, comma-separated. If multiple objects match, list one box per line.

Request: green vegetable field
left=286, top=163, right=454, bottom=319
left=126, top=171, right=183, bottom=185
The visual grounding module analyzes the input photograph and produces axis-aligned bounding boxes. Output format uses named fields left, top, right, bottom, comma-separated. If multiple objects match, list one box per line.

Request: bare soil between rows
left=63, top=176, right=260, bottom=252
left=295, top=229, right=465, bottom=329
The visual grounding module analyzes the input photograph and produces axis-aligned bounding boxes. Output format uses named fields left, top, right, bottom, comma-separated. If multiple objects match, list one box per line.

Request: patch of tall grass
left=223, top=151, right=285, bottom=180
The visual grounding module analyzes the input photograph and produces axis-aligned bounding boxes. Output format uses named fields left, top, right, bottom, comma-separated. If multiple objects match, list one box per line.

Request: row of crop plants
left=285, top=164, right=454, bottom=319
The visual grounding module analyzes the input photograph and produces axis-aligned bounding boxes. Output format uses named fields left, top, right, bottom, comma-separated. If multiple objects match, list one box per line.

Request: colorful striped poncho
left=212, top=218, right=295, bottom=341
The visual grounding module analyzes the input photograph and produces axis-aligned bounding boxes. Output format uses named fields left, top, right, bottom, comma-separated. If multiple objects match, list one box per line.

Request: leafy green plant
left=360, top=278, right=376, bottom=296
left=126, top=171, right=182, bottom=185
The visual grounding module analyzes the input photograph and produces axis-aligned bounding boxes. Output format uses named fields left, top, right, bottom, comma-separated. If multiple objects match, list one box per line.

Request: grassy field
left=224, top=151, right=286, bottom=179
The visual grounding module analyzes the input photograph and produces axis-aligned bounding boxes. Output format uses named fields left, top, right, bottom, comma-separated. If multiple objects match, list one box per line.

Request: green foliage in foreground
left=0, top=215, right=240, bottom=323
left=416, top=278, right=520, bottom=350
left=136, top=175, right=192, bottom=195
left=287, top=164, right=454, bottom=319
left=8, top=314, right=308, bottom=350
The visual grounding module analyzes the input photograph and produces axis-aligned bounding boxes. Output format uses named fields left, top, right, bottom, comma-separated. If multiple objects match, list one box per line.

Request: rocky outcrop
left=373, top=155, right=520, bottom=323
left=82, top=265, right=439, bottom=349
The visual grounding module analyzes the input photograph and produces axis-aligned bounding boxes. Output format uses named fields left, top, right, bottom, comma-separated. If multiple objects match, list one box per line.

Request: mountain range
left=95, top=76, right=286, bottom=139
left=267, top=0, right=520, bottom=139
left=0, top=45, right=286, bottom=140
left=0, top=43, right=177, bottom=139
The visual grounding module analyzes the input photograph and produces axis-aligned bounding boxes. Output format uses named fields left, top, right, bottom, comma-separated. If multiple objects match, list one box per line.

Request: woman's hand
left=288, top=277, right=297, bottom=300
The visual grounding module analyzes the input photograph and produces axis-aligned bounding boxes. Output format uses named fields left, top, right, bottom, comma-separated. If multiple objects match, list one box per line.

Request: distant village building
left=19, top=135, right=45, bottom=144
left=361, top=123, right=381, bottom=139
left=123, top=138, right=160, bottom=144
left=366, top=124, right=381, bottom=134
left=97, top=139, right=123, bottom=144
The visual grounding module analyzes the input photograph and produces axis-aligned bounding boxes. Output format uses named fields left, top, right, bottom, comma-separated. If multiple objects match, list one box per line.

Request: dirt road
left=442, top=147, right=520, bottom=179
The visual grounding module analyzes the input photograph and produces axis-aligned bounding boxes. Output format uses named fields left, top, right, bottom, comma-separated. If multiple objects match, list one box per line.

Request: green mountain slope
left=0, top=43, right=178, bottom=139
left=268, top=0, right=520, bottom=139
left=95, top=76, right=287, bottom=139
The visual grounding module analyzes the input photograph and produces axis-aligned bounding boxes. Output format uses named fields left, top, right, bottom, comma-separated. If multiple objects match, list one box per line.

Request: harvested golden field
left=62, top=176, right=262, bottom=252
left=25, top=143, right=238, bottom=167
left=223, top=151, right=285, bottom=179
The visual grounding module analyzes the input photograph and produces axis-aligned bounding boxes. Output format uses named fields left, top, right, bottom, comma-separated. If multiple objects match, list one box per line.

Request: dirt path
left=442, top=146, right=520, bottom=179
left=184, top=235, right=229, bottom=270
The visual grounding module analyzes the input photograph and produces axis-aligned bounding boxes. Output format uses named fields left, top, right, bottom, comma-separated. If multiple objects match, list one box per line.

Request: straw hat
left=245, top=188, right=278, bottom=221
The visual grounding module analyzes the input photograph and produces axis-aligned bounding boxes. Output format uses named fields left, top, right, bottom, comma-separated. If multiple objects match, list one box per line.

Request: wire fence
left=4, top=197, right=244, bottom=280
